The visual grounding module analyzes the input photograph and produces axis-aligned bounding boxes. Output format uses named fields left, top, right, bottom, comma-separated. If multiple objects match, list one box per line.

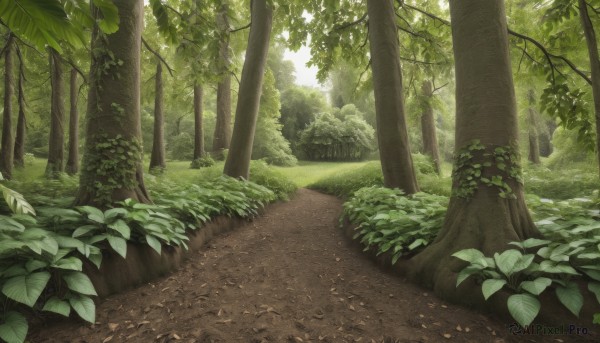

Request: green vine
left=452, top=140, right=523, bottom=200
left=81, top=134, right=142, bottom=206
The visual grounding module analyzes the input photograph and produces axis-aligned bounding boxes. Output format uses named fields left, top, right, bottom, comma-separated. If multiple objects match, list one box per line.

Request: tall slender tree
left=1, top=34, right=15, bottom=180
left=193, top=83, right=205, bottom=160
left=213, top=0, right=232, bottom=158
left=150, top=62, right=166, bottom=172
left=14, top=59, right=26, bottom=168
left=66, top=68, right=80, bottom=175
left=367, top=0, right=419, bottom=193
left=527, top=90, right=541, bottom=164
left=46, top=48, right=65, bottom=177
left=409, top=0, right=541, bottom=301
left=223, top=0, right=272, bottom=179
left=76, top=0, right=150, bottom=206
left=421, top=80, right=441, bottom=174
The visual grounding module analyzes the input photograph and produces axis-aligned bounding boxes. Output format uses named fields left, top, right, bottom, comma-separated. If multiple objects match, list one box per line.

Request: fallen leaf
left=108, top=323, right=119, bottom=332
left=443, top=333, right=451, bottom=339
left=456, top=325, right=463, bottom=332
left=172, top=333, right=181, bottom=340
left=102, top=336, right=113, bottom=343
left=465, top=327, right=471, bottom=333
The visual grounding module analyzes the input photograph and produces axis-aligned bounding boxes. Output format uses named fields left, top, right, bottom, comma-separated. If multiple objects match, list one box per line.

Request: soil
left=30, top=189, right=595, bottom=343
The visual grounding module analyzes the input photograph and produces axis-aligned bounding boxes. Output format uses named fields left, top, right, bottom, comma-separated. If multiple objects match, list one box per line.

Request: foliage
left=247, top=161, right=297, bottom=201
left=190, top=156, right=215, bottom=169
left=168, top=133, right=194, bottom=161
left=298, top=111, right=375, bottom=161
left=523, top=165, right=598, bottom=199
left=342, top=187, right=448, bottom=264
left=279, top=86, right=328, bottom=153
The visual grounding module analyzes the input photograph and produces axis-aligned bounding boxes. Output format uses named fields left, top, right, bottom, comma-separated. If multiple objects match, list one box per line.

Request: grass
left=271, top=161, right=372, bottom=187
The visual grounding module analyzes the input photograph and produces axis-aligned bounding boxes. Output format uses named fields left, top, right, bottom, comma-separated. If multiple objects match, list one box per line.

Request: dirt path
left=31, top=189, right=587, bottom=342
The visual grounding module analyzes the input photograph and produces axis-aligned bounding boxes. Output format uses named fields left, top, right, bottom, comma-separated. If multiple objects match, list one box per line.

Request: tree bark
left=1, top=34, right=15, bottom=179
left=223, top=0, right=272, bottom=179
left=367, top=0, right=419, bottom=193
left=76, top=0, right=150, bottom=206
left=527, top=90, right=540, bottom=164
left=578, top=0, right=600, bottom=177
left=46, top=48, right=65, bottom=178
left=193, top=82, right=205, bottom=160
left=421, top=80, right=441, bottom=174
left=213, top=1, right=232, bottom=158
left=13, top=63, right=26, bottom=168
left=408, top=0, right=541, bottom=304
left=66, top=69, right=80, bottom=175
left=149, top=62, right=166, bottom=172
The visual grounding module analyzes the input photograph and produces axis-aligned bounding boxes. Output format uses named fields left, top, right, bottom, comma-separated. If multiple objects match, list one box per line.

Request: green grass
left=271, top=161, right=371, bottom=187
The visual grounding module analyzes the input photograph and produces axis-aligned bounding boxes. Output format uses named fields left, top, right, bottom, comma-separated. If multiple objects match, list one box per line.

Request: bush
left=168, top=133, right=193, bottom=160
left=248, top=161, right=297, bottom=200
left=523, top=165, right=598, bottom=199
left=191, top=155, right=215, bottom=169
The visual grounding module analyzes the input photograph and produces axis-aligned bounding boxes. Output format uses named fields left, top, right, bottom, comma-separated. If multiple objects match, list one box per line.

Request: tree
left=1, top=34, right=15, bottom=179
left=13, top=58, right=26, bottom=168
left=46, top=48, right=65, bottom=177
left=213, top=0, right=233, bottom=158
left=149, top=62, right=166, bottom=172
left=66, top=68, right=80, bottom=175
left=367, top=0, right=418, bottom=193
left=526, top=89, right=541, bottom=164
left=76, top=0, right=150, bottom=206
left=279, top=86, right=327, bottom=152
left=420, top=80, right=441, bottom=174
left=193, top=83, right=205, bottom=160
left=408, top=0, right=541, bottom=301
left=223, top=0, right=273, bottom=179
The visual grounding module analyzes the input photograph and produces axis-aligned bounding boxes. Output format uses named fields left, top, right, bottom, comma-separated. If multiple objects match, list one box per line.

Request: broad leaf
left=62, top=272, right=97, bottom=296
left=108, top=219, right=131, bottom=239
left=107, top=236, right=127, bottom=258
left=520, top=277, right=552, bottom=296
left=146, top=235, right=162, bottom=255
left=507, top=293, right=540, bottom=327
left=494, top=250, right=522, bottom=277
left=78, top=206, right=104, bottom=223
left=0, top=184, right=35, bottom=215
left=0, top=311, right=28, bottom=343
left=482, top=279, right=506, bottom=300
left=2, top=272, right=51, bottom=306
left=68, top=294, right=96, bottom=323
left=92, top=0, right=119, bottom=33
left=42, top=296, right=70, bottom=317
left=52, top=256, right=83, bottom=271
left=456, top=265, right=482, bottom=286
left=556, top=282, right=583, bottom=317
left=588, top=282, right=600, bottom=304
left=452, top=249, right=488, bottom=267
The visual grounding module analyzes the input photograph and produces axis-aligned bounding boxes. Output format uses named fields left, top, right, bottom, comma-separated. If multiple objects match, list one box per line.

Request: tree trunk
left=367, top=0, right=419, bottom=193
left=66, top=69, right=80, bottom=175
left=408, top=0, right=541, bottom=305
left=149, top=62, right=166, bottom=172
left=578, top=0, right=600, bottom=177
left=14, top=63, right=26, bottom=168
left=539, top=120, right=556, bottom=157
left=76, top=0, right=150, bottom=207
left=223, top=0, right=272, bottom=179
left=421, top=80, right=441, bottom=174
left=213, top=1, right=232, bottom=158
left=1, top=34, right=15, bottom=180
left=46, top=48, right=65, bottom=178
left=193, top=82, right=205, bottom=160
left=527, top=90, right=540, bottom=164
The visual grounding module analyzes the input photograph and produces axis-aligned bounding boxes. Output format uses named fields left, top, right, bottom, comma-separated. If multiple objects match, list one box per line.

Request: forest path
left=32, top=189, right=523, bottom=343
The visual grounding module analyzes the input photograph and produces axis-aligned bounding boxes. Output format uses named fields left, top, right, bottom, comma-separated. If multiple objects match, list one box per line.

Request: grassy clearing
left=271, top=161, right=372, bottom=187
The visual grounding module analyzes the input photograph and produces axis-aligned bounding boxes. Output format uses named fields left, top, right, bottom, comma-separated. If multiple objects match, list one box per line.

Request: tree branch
left=230, top=22, right=251, bottom=33
left=141, top=37, right=175, bottom=77
left=331, top=13, right=368, bottom=33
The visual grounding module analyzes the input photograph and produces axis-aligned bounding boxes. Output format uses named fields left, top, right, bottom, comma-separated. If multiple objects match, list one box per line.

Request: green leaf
left=107, top=236, right=127, bottom=258
left=588, top=282, right=600, bottom=304
left=25, top=260, right=48, bottom=273
left=88, top=252, right=103, bottom=269
left=456, top=265, right=482, bottom=286
left=2, top=272, right=51, bottom=307
left=92, top=0, right=120, bottom=33
left=507, top=294, right=540, bottom=327
left=520, top=277, right=552, bottom=296
left=78, top=206, right=105, bottom=223
left=0, top=184, right=35, bottom=215
left=452, top=249, right=488, bottom=267
left=594, top=313, right=600, bottom=324
left=42, top=296, right=70, bottom=317
left=68, top=294, right=96, bottom=323
left=556, top=282, right=583, bottom=317
left=72, top=225, right=99, bottom=238
left=494, top=250, right=522, bottom=277
left=108, top=219, right=130, bottom=239
left=146, top=235, right=162, bottom=255
left=52, top=256, right=83, bottom=271
left=62, top=272, right=97, bottom=296
left=0, top=311, right=28, bottom=343
left=509, top=238, right=551, bottom=249
left=482, top=279, right=506, bottom=300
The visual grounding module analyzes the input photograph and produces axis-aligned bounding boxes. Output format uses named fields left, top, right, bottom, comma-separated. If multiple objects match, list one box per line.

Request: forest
left=0, top=0, right=600, bottom=342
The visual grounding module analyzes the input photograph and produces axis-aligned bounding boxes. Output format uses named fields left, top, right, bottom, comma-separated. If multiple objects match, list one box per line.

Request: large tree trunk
left=408, top=0, right=541, bottom=304
left=76, top=0, right=150, bottom=207
left=14, top=63, right=26, bottom=168
left=66, top=69, right=80, bottom=175
left=1, top=34, right=15, bottom=180
left=223, top=0, right=272, bottom=179
left=421, top=80, right=441, bottom=174
left=193, top=83, right=205, bottom=160
left=579, top=0, right=600, bottom=177
left=46, top=48, right=65, bottom=178
left=213, top=1, right=232, bottom=159
left=149, top=62, right=166, bottom=172
left=367, top=0, right=418, bottom=193
left=527, top=90, right=541, bottom=164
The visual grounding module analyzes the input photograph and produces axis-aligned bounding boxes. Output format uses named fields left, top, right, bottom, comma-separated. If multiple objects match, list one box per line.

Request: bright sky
left=284, top=44, right=323, bottom=90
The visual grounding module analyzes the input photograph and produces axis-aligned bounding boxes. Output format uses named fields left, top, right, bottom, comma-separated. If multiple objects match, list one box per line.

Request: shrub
left=191, top=156, right=215, bottom=169
left=168, top=133, right=193, bottom=161
left=523, top=165, right=598, bottom=199
left=248, top=161, right=297, bottom=200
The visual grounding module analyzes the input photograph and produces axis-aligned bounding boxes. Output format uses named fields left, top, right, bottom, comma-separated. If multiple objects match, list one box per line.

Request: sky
left=284, top=45, right=324, bottom=90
